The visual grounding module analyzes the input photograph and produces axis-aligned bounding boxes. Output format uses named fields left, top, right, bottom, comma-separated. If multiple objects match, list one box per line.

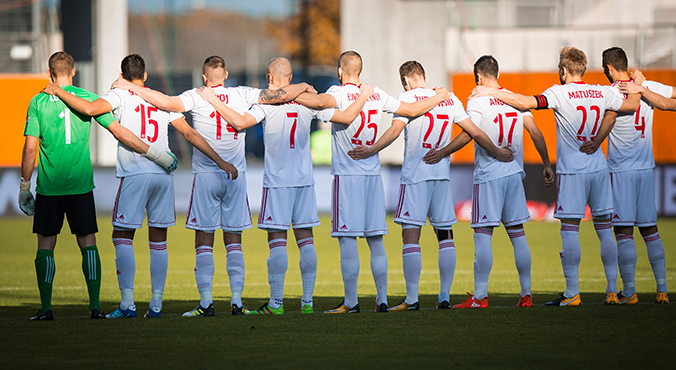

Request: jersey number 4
left=210, top=111, right=238, bottom=140
left=135, top=103, right=159, bottom=143
left=351, top=109, right=378, bottom=146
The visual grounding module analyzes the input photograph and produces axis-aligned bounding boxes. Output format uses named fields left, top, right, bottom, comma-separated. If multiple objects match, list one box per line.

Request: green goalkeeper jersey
left=24, top=85, right=115, bottom=196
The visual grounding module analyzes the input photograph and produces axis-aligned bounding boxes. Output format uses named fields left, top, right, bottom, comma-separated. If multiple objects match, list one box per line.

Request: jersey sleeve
left=178, top=89, right=198, bottom=112
left=381, top=91, right=402, bottom=114
left=541, top=86, right=562, bottom=110
left=101, top=89, right=123, bottom=110
left=324, top=85, right=341, bottom=108
left=602, top=86, right=624, bottom=111
left=450, top=94, right=470, bottom=123
left=247, top=104, right=267, bottom=123
left=465, top=97, right=483, bottom=126
left=315, top=108, right=336, bottom=122
left=644, top=80, right=673, bottom=99
left=23, top=96, right=40, bottom=137
left=522, top=110, right=533, bottom=118
left=392, top=92, right=411, bottom=124
left=241, top=87, right=262, bottom=106
left=168, top=111, right=185, bottom=122
left=94, top=112, right=115, bottom=128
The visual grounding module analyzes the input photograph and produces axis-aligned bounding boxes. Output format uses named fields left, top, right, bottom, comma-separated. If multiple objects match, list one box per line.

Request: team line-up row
left=20, top=45, right=669, bottom=320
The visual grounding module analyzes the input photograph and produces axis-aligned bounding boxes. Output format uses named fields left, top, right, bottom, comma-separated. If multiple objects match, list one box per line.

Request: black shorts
left=33, top=191, right=98, bottom=235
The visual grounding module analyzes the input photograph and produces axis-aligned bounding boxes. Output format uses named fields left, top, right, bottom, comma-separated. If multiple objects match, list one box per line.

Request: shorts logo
left=340, top=225, right=348, bottom=230
left=481, top=215, right=487, bottom=221
left=266, top=216, right=273, bottom=222
left=613, top=214, right=620, bottom=220
left=118, top=214, right=125, bottom=221
left=190, top=218, right=197, bottom=224
left=558, top=206, right=563, bottom=212
left=116, top=270, right=121, bottom=275
left=403, top=211, right=410, bottom=217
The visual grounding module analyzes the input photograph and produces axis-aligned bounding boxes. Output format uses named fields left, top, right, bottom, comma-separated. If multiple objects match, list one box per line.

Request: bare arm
left=295, top=92, right=337, bottom=110
left=170, top=117, right=238, bottom=179
left=621, top=81, right=676, bottom=111
left=422, top=129, right=472, bottom=164
left=469, top=86, right=539, bottom=111
left=21, top=135, right=38, bottom=183
left=112, top=77, right=186, bottom=112
left=259, top=83, right=312, bottom=104
left=41, top=83, right=113, bottom=116
left=523, top=115, right=554, bottom=187
left=579, top=110, right=617, bottom=155
left=197, top=87, right=258, bottom=131
left=393, top=87, right=450, bottom=117
left=454, top=117, right=514, bottom=162
left=106, top=120, right=150, bottom=154
left=330, top=84, right=374, bottom=125
left=348, top=119, right=406, bottom=160
left=617, top=92, right=640, bottom=113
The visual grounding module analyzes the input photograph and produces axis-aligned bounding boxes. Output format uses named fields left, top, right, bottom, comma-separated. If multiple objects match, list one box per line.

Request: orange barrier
left=450, top=70, right=676, bottom=164
left=0, top=74, right=49, bottom=167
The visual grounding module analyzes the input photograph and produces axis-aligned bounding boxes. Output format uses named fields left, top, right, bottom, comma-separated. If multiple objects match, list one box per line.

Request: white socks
left=616, top=234, right=636, bottom=296
left=226, top=243, right=245, bottom=306
left=594, top=221, right=617, bottom=294
left=113, top=238, right=135, bottom=309
left=194, top=245, right=214, bottom=308
left=338, top=237, right=359, bottom=308
left=402, top=244, right=421, bottom=304
left=644, top=232, right=668, bottom=293
left=367, top=236, right=388, bottom=306
left=438, top=238, right=456, bottom=303
left=560, top=223, right=581, bottom=298
left=507, top=228, right=531, bottom=298
left=473, top=228, right=493, bottom=300
left=297, top=237, right=317, bottom=307
left=267, top=239, right=288, bottom=309
left=148, top=241, right=168, bottom=309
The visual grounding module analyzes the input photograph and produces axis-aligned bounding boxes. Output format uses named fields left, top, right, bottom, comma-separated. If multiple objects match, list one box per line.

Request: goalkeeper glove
left=18, top=178, right=35, bottom=216
left=143, top=146, right=178, bottom=173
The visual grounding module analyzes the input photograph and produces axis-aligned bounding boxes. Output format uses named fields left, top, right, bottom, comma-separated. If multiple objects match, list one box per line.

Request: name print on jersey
left=568, top=89, right=604, bottom=100
left=347, top=92, right=382, bottom=102
left=414, top=95, right=455, bottom=108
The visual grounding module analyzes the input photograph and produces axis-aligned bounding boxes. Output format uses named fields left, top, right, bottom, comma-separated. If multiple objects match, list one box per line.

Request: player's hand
left=543, top=166, right=554, bottom=187
left=111, top=76, right=135, bottom=91
left=422, top=149, right=445, bottom=164
left=631, top=70, right=646, bottom=85
left=143, top=147, right=178, bottom=173
left=579, top=140, right=600, bottom=154
left=495, top=147, right=514, bottom=162
left=348, top=145, right=375, bottom=160
left=18, top=179, right=35, bottom=216
left=196, top=86, right=217, bottom=103
left=469, top=86, right=496, bottom=99
left=217, top=160, right=238, bottom=180
left=40, top=83, right=60, bottom=96
left=433, top=86, right=450, bottom=99
left=618, top=81, right=644, bottom=95
left=359, top=83, right=374, bottom=98
left=305, top=84, right=318, bottom=94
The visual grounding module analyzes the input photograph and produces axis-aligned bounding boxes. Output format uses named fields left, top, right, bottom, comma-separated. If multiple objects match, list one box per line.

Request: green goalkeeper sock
left=81, top=245, right=102, bottom=310
left=35, top=249, right=55, bottom=313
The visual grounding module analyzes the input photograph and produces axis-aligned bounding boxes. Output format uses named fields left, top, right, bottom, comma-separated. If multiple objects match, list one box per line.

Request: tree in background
left=267, top=0, right=340, bottom=68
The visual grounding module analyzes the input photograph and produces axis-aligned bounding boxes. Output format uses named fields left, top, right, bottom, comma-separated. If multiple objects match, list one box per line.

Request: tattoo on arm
left=259, top=88, right=287, bottom=103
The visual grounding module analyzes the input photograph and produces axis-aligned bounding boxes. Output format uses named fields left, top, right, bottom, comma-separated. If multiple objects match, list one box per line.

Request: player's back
left=26, top=86, right=109, bottom=195
left=543, top=83, right=621, bottom=174
left=179, top=85, right=260, bottom=173
left=397, top=87, right=458, bottom=184
left=104, top=87, right=179, bottom=177
left=607, top=80, right=671, bottom=172
left=466, top=91, right=525, bottom=183
left=254, top=101, right=316, bottom=187
left=326, top=83, right=400, bottom=176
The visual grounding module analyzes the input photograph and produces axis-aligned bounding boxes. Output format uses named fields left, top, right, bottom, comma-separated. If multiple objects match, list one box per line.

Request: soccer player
left=20, top=51, right=176, bottom=320
left=197, top=57, right=374, bottom=315
left=447, top=56, right=554, bottom=309
left=43, top=54, right=237, bottom=318
left=470, top=46, right=639, bottom=306
left=293, top=50, right=458, bottom=313
left=347, top=59, right=515, bottom=311
left=594, top=51, right=672, bottom=304
left=113, top=56, right=311, bottom=316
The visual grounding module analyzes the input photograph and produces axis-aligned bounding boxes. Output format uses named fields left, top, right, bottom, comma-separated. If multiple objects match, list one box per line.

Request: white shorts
left=185, top=172, right=252, bottom=232
left=331, top=175, right=387, bottom=237
left=611, top=169, right=657, bottom=227
left=257, top=186, right=321, bottom=230
left=112, top=173, right=175, bottom=229
left=471, top=173, right=530, bottom=228
left=394, top=180, right=456, bottom=229
left=554, top=169, right=613, bottom=219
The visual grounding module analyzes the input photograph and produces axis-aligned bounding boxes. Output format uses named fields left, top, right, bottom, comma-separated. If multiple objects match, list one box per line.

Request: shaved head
left=338, top=50, right=362, bottom=77
left=266, top=57, right=293, bottom=83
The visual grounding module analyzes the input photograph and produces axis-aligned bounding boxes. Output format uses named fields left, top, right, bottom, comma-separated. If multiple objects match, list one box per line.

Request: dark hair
left=121, top=54, right=145, bottom=81
left=399, top=60, right=426, bottom=87
left=602, top=47, right=628, bottom=73
left=474, top=55, right=499, bottom=84
left=48, top=51, right=74, bottom=78
left=203, top=55, right=226, bottom=74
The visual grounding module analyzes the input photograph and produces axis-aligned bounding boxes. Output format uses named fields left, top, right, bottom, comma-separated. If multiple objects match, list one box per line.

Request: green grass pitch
left=1, top=215, right=674, bottom=368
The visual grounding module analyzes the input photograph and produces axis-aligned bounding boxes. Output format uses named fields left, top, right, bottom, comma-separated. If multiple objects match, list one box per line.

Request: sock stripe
left=475, top=228, right=493, bottom=235
left=46, top=256, right=54, bottom=283
left=113, top=238, right=133, bottom=246
left=297, top=238, right=313, bottom=248
left=88, top=250, right=96, bottom=280
left=616, top=234, right=634, bottom=241
left=149, top=242, right=167, bottom=251
left=269, top=240, right=286, bottom=249
left=593, top=222, right=612, bottom=230
left=226, top=244, right=242, bottom=253
left=644, top=233, right=661, bottom=243
left=195, top=246, right=213, bottom=255
left=402, top=246, right=421, bottom=255
left=561, top=224, right=579, bottom=232
left=439, top=239, right=455, bottom=250
left=507, top=229, right=526, bottom=238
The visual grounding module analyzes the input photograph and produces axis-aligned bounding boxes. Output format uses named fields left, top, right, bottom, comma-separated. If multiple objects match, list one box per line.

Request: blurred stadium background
left=2, top=0, right=676, bottom=219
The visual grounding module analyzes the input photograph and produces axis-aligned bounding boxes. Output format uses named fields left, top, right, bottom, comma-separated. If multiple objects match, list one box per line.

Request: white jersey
left=607, top=80, right=672, bottom=172
left=178, top=85, right=261, bottom=173
left=325, top=83, right=401, bottom=175
left=248, top=101, right=334, bottom=187
left=102, top=87, right=183, bottom=177
left=466, top=89, right=529, bottom=184
left=542, top=82, right=623, bottom=174
left=393, top=87, right=469, bottom=184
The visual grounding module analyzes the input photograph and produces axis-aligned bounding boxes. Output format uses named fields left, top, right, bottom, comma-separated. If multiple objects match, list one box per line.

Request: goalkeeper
left=21, top=51, right=181, bottom=320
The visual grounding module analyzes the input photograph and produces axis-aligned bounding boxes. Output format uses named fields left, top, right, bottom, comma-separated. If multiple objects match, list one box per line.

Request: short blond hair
left=558, top=46, right=587, bottom=77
